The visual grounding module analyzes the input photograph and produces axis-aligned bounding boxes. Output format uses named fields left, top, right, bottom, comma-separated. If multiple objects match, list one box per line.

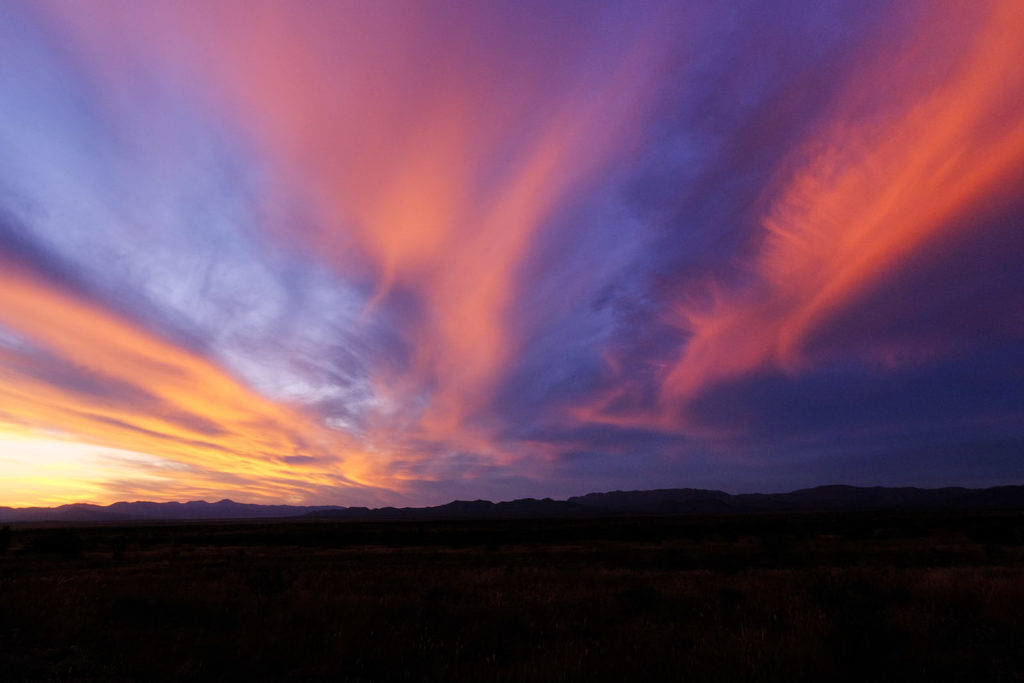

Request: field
left=2, top=512, right=1023, bottom=682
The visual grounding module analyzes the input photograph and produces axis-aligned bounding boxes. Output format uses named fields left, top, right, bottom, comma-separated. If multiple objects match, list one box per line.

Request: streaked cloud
left=0, top=0, right=1021, bottom=505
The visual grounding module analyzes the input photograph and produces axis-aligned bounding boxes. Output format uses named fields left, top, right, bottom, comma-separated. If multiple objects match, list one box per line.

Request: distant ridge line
left=2, top=484, right=1023, bottom=523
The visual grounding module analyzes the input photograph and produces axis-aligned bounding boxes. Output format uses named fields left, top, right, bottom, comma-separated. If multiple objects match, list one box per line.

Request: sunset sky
left=1, top=0, right=1022, bottom=507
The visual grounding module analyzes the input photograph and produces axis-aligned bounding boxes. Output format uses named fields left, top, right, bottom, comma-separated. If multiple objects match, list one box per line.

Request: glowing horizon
left=1, top=0, right=1022, bottom=507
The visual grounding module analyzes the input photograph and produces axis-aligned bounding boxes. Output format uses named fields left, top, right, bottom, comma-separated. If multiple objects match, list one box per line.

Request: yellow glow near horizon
left=0, top=432, right=178, bottom=507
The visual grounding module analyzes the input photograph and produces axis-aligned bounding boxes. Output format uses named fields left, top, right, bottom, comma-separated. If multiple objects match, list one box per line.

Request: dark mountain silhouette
left=568, top=488, right=734, bottom=515
left=312, top=497, right=594, bottom=521
left=567, top=485, right=1024, bottom=514
left=0, top=499, right=342, bottom=523
left=106, top=499, right=341, bottom=520
left=2, top=485, right=1023, bottom=523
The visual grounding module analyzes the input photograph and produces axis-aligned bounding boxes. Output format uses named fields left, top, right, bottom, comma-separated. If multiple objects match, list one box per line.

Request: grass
left=1, top=512, right=1022, bottom=681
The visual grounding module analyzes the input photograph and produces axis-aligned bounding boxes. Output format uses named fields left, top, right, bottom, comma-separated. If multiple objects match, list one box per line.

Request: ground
left=1, top=512, right=1023, bottom=681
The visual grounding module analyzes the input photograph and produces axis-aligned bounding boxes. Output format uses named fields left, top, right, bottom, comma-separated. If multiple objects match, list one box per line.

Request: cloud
left=0, top=0, right=1020, bottom=504
left=655, top=0, right=1024, bottom=414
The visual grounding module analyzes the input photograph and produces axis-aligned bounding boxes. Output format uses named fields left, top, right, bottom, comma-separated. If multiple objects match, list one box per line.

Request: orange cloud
left=224, top=10, right=674, bottom=453
left=36, top=1, right=682, bottom=468
left=74, top=3, right=677, bottom=455
left=6, top=0, right=688, bottom=503
left=0, top=255, right=381, bottom=503
left=657, top=0, right=1024, bottom=424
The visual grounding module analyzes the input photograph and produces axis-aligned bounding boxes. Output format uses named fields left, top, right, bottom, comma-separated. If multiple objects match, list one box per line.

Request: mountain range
left=2, top=485, right=1023, bottom=523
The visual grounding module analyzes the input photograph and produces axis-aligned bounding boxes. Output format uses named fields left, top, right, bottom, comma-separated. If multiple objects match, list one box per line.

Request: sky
left=0, top=0, right=1022, bottom=507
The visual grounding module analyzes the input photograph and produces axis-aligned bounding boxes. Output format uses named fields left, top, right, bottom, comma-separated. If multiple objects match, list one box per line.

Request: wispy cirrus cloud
left=0, top=0, right=1021, bottom=505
